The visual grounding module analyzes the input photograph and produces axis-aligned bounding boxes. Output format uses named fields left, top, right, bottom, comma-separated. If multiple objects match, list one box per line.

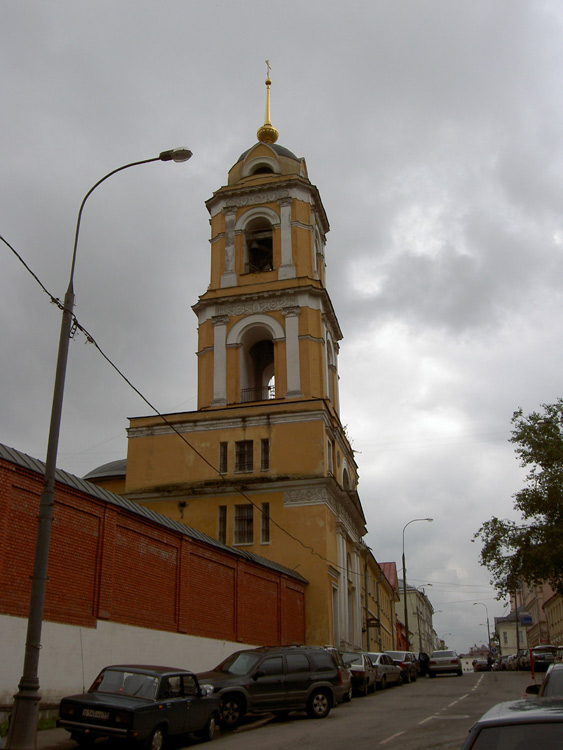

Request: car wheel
left=306, top=689, right=331, bottom=719
left=368, top=678, right=376, bottom=693
left=457, top=670, right=463, bottom=676
left=381, top=676, right=387, bottom=690
left=411, top=672, right=417, bottom=682
left=147, top=726, right=166, bottom=750
left=197, top=712, right=218, bottom=742
left=220, top=694, right=245, bottom=730
left=343, top=685, right=352, bottom=702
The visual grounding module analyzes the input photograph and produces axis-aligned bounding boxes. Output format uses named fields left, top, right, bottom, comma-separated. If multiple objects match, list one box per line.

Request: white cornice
left=127, top=407, right=334, bottom=439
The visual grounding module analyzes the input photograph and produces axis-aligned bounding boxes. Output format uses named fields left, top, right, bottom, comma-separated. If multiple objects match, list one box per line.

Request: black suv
left=196, top=646, right=344, bottom=728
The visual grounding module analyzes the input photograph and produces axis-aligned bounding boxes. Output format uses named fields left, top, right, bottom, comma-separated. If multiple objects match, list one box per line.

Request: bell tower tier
left=194, top=139, right=342, bottom=413
left=123, top=70, right=368, bottom=649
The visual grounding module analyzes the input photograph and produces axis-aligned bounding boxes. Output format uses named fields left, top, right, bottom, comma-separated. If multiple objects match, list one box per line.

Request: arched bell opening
left=245, top=217, right=274, bottom=273
left=240, top=325, right=276, bottom=402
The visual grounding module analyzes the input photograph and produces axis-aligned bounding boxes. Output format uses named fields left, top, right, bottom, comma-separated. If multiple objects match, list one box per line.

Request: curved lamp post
left=473, top=602, right=491, bottom=653
left=6, top=148, right=192, bottom=750
left=402, top=517, right=433, bottom=651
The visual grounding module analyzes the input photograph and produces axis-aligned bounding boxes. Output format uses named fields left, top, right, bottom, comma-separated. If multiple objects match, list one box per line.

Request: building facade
left=361, top=553, right=399, bottom=652
left=397, top=581, right=435, bottom=654
left=543, top=592, right=563, bottom=647
left=99, top=77, right=368, bottom=650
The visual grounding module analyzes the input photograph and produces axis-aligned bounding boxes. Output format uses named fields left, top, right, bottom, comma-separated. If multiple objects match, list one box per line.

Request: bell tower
left=125, top=68, right=366, bottom=649
left=193, top=70, right=341, bottom=414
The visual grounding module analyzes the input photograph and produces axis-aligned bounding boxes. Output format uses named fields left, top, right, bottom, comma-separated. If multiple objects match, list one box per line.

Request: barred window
left=234, top=504, right=253, bottom=545
left=219, top=442, right=228, bottom=474
left=261, top=502, right=270, bottom=544
left=218, top=505, right=227, bottom=544
left=235, top=440, right=253, bottom=472
left=260, top=439, right=270, bottom=471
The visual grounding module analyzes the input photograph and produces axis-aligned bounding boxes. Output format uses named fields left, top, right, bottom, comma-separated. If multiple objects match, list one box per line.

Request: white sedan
left=366, top=653, right=402, bottom=689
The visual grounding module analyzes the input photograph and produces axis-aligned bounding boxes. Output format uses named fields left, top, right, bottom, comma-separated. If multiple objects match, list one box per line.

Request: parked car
left=461, top=698, right=563, bottom=748
left=531, top=644, right=558, bottom=672
left=493, top=654, right=510, bottom=671
left=385, top=651, right=418, bottom=683
left=341, top=652, right=377, bottom=696
left=525, top=663, right=563, bottom=697
left=196, top=646, right=342, bottom=728
left=324, top=647, right=353, bottom=702
left=506, top=653, right=519, bottom=670
left=428, top=650, right=463, bottom=677
left=517, top=649, right=531, bottom=669
left=57, top=665, right=221, bottom=749
left=366, top=653, right=402, bottom=689
left=472, top=658, right=490, bottom=672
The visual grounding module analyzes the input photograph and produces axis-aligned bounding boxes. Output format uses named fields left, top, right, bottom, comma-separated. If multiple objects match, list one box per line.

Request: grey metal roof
left=0, top=443, right=307, bottom=584
left=83, top=458, right=127, bottom=480
left=237, top=142, right=299, bottom=162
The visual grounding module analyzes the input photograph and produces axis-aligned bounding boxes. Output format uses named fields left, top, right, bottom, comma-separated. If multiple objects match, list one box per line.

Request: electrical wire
left=2, top=233, right=364, bottom=579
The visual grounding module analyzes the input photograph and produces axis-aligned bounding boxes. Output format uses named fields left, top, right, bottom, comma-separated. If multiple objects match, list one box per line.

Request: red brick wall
left=0, top=458, right=306, bottom=645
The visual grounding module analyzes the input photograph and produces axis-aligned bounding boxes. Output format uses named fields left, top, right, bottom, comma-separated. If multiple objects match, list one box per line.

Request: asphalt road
left=34, top=670, right=535, bottom=750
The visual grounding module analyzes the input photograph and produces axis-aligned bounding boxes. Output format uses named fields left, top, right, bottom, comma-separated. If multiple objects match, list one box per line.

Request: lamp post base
left=5, top=684, right=41, bottom=750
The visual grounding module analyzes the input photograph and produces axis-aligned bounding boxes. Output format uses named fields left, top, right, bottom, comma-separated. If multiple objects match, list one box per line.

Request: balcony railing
left=241, top=386, right=275, bottom=403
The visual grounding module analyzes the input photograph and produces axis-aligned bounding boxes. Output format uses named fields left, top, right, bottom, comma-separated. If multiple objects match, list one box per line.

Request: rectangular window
left=235, top=440, right=253, bottom=472
left=327, top=439, right=334, bottom=474
left=503, top=631, right=508, bottom=645
left=234, top=504, right=253, bottom=544
left=261, top=502, right=270, bottom=544
left=260, top=439, right=270, bottom=471
left=218, top=505, right=227, bottom=544
left=219, top=442, right=228, bottom=474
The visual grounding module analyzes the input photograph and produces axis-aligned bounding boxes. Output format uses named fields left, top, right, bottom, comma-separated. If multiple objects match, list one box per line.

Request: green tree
left=475, top=399, right=563, bottom=598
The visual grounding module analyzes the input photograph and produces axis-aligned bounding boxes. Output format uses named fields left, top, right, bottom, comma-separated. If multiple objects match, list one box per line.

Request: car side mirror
left=253, top=670, right=266, bottom=680
left=199, top=686, right=211, bottom=697
left=525, top=684, right=540, bottom=695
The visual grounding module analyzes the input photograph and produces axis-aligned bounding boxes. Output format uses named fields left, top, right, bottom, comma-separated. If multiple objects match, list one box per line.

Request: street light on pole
left=402, top=517, right=433, bottom=651
left=473, top=602, right=491, bottom=653
left=5, top=147, right=192, bottom=750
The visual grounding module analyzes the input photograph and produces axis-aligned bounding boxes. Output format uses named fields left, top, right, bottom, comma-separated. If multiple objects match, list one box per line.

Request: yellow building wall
left=125, top=406, right=330, bottom=493
left=131, top=485, right=340, bottom=646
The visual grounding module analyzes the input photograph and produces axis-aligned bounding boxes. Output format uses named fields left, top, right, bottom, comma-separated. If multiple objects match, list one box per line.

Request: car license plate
left=82, top=709, right=109, bottom=720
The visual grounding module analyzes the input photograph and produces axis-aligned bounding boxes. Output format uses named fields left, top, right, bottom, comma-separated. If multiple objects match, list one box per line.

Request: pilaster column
left=277, top=197, right=295, bottom=279
left=211, top=315, right=229, bottom=405
left=221, top=207, right=238, bottom=288
left=336, top=526, right=349, bottom=648
left=283, top=307, right=303, bottom=398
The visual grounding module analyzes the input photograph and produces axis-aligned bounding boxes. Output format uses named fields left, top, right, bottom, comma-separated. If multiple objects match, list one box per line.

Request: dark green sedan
left=58, top=665, right=221, bottom=749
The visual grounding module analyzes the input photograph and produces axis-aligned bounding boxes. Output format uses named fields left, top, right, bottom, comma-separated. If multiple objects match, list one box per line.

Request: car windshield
left=90, top=669, right=158, bottom=700
left=215, top=652, right=262, bottom=675
left=433, top=651, right=456, bottom=658
left=342, top=653, right=362, bottom=666
left=472, top=722, right=563, bottom=748
left=386, top=652, right=405, bottom=659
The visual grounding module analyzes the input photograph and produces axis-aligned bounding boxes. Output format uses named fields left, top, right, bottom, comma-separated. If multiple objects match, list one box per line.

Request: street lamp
left=402, top=517, right=433, bottom=651
left=473, top=602, right=491, bottom=653
left=5, top=148, right=192, bottom=750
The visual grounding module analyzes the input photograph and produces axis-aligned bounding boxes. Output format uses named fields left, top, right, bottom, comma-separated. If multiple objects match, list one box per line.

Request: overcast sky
left=2, top=0, right=563, bottom=655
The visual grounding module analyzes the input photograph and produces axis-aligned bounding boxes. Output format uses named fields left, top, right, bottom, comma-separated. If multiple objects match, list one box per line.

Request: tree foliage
left=475, top=399, right=563, bottom=598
